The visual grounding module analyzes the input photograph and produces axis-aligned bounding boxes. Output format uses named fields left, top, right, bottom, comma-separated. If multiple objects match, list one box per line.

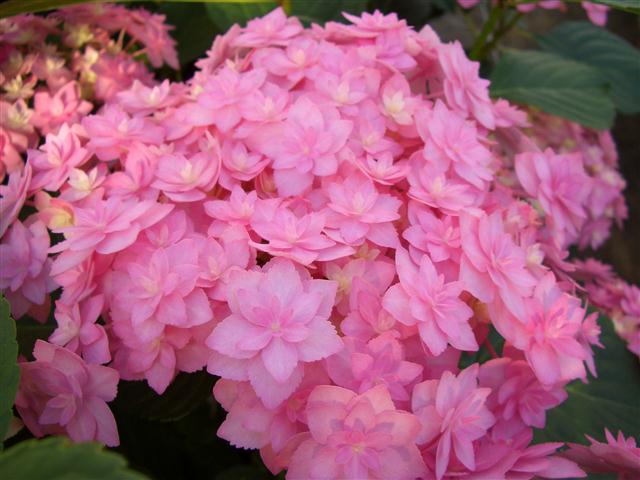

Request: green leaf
left=0, top=296, right=19, bottom=448
left=112, top=371, right=215, bottom=422
left=537, top=21, right=640, bottom=114
left=490, top=49, right=615, bottom=130
left=534, top=316, right=640, bottom=444
left=160, top=2, right=219, bottom=66
left=0, top=436, right=146, bottom=479
left=589, top=0, right=640, bottom=14
left=289, top=0, right=369, bottom=25
left=205, top=1, right=279, bottom=32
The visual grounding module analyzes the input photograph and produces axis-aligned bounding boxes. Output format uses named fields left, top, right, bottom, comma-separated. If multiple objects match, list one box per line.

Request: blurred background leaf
left=0, top=296, right=19, bottom=448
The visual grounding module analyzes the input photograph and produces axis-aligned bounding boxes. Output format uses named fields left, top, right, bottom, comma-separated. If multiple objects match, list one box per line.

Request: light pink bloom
left=341, top=278, right=398, bottom=341
left=232, top=7, right=303, bottom=48
left=256, top=38, right=319, bottom=84
left=459, top=211, right=536, bottom=320
left=0, top=163, right=31, bottom=238
left=354, top=151, right=409, bottom=186
left=15, top=340, right=119, bottom=446
left=126, top=9, right=179, bottom=69
left=326, top=332, right=423, bottom=405
left=0, top=219, right=56, bottom=318
left=516, top=149, right=591, bottom=240
left=325, top=173, right=401, bottom=248
left=50, top=294, right=110, bottom=364
left=412, top=364, right=495, bottom=480
left=383, top=248, right=477, bottom=356
left=249, top=200, right=354, bottom=265
left=204, top=185, right=257, bottom=234
left=404, top=203, right=461, bottom=263
left=152, top=149, right=220, bottom=202
left=342, top=10, right=407, bottom=37
left=438, top=41, right=495, bottom=129
left=116, top=79, right=183, bottom=115
left=50, top=197, right=173, bottom=271
left=219, top=140, right=269, bottom=189
left=479, top=358, right=567, bottom=439
left=564, top=429, right=640, bottom=478
left=28, top=123, right=91, bottom=192
left=206, top=258, right=342, bottom=408
left=416, top=100, right=493, bottom=189
left=381, top=74, right=419, bottom=126
left=30, top=81, right=92, bottom=135
left=82, top=105, right=165, bottom=161
left=91, top=52, right=155, bottom=103
left=288, top=384, right=426, bottom=479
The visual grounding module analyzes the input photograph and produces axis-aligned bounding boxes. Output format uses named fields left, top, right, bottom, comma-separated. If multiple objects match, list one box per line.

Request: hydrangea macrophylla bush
left=0, top=5, right=638, bottom=479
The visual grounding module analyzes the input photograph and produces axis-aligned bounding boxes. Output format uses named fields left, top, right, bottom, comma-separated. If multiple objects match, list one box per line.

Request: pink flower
left=354, top=151, right=409, bottom=186
left=516, top=149, right=591, bottom=241
left=324, top=173, right=401, bottom=248
left=116, top=80, right=183, bottom=115
left=91, top=52, right=155, bottom=103
left=15, top=340, right=120, bottom=446
left=459, top=211, right=536, bottom=320
left=288, top=384, right=426, bottom=479
left=30, top=81, right=92, bottom=135
left=0, top=219, right=56, bottom=318
left=416, top=100, right=493, bottom=189
left=341, top=278, right=398, bottom=341
left=582, top=2, right=609, bottom=26
left=232, top=7, right=303, bottom=48
left=326, top=332, right=423, bottom=405
left=342, top=10, right=407, bottom=37
left=50, top=294, right=110, bottom=364
left=381, top=74, right=419, bottom=126
left=438, top=41, right=495, bottom=129
left=28, top=123, right=91, bottom=192
left=219, top=140, right=270, bottom=189
left=0, top=163, right=31, bottom=238
left=82, top=105, right=165, bottom=161
left=152, top=148, right=220, bottom=202
left=479, top=358, right=567, bottom=439
left=126, top=9, right=179, bottom=69
left=564, top=429, right=640, bottom=477
left=50, top=197, right=173, bottom=271
left=520, top=273, right=591, bottom=385
left=249, top=200, right=354, bottom=265
left=404, top=203, right=461, bottom=263
left=204, top=185, right=257, bottom=234
left=206, top=258, right=342, bottom=408
left=412, top=364, right=495, bottom=479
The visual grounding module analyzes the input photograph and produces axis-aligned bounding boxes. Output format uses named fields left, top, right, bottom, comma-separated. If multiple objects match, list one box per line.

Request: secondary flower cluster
left=1, top=6, right=638, bottom=479
left=0, top=3, right=177, bottom=179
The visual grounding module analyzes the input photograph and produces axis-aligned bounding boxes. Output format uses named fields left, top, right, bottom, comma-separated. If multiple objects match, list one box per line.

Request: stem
left=469, top=4, right=504, bottom=61
left=479, top=12, right=523, bottom=60
left=484, top=339, right=499, bottom=359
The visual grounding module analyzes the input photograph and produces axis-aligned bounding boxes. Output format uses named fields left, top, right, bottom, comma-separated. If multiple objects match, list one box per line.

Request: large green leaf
left=534, top=316, right=640, bottom=444
left=111, top=370, right=215, bottom=422
left=516, top=0, right=640, bottom=13
left=289, top=0, right=369, bottom=25
left=490, top=49, right=615, bottom=130
left=0, top=436, right=146, bottom=479
left=205, top=1, right=279, bottom=32
left=537, top=21, right=640, bottom=114
left=0, top=296, right=19, bottom=448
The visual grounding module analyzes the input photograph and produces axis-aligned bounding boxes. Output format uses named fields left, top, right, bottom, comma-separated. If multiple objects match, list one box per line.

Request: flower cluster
left=0, top=3, right=177, bottom=179
left=458, top=0, right=610, bottom=27
left=1, top=7, right=637, bottom=479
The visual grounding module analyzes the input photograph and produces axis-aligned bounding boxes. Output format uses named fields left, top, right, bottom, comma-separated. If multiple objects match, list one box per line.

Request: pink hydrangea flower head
left=0, top=163, right=31, bottom=238
left=206, top=258, right=342, bottom=408
left=404, top=203, right=461, bottom=263
left=412, top=364, right=496, bottom=479
left=288, top=384, right=426, bottom=479
left=564, top=429, right=640, bottom=477
left=152, top=148, right=220, bottom=202
left=232, top=7, right=303, bottom=48
left=30, top=80, right=92, bottom=135
left=383, top=247, right=477, bottom=356
left=15, top=340, right=120, bottom=446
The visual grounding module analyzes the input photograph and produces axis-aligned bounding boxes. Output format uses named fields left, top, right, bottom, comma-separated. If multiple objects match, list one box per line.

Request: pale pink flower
left=416, top=100, right=493, bottom=189
left=232, top=7, right=303, bottom=48
left=459, top=211, right=536, bottom=320
left=50, top=197, right=173, bottom=271
left=354, top=151, right=409, bottom=186
left=152, top=149, right=220, bottom=202
left=219, top=139, right=269, bottom=189
left=341, top=278, right=398, bottom=341
left=30, top=81, right=92, bottom=135
left=206, top=258, right=342, bottom=408
left=412, top=364, right=495, bottom=479
left=0, top=219, right=56, bottom=318
left=438, top=41, right=495, bottom=129
left=28, top=123, right=91, bottom=192
left=61, top=165, right=107, bottom=203
left=479, top=358, right=567, bottom=439
left=256, top=37, right=319, bottom=84
left=50, top=294, right=110, bottom=364
left=326, top=332, right=423, bottom=405
left=404, top=203, right=461, bottom=263
left=204, top=185, right=257, bottom=234
left=0, top=163, right=31, bottom=238
left=116, top=79, right=183, bottom=115
left=288, top=384, right=426, bottom=479
left=564, top=429, right=640, bottom=478
left=126, top=9, right=179, bottom=69
left=517, top=149, right=592, bottom=243
left=15, top=340, right=119, bottom=446
left=82, top=105, right=165, bottom=161
left=383, top=248, right=477, bottom=356
left=342, top=10, right=407, bottom=37
left=91, top=52, right=154, bottom=103
left=381, top=74, right=419, bottom=126
left=324, top=173, right=401, bottom=248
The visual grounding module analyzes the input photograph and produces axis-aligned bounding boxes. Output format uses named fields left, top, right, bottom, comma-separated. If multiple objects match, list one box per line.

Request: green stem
left=469, top=4, right=504, bottom=61
left=478, top=12, right=523, bottom=60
